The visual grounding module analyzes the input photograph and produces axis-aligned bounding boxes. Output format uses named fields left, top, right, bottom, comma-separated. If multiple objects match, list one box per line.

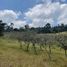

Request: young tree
left=56, top=34, right=67, bottom=56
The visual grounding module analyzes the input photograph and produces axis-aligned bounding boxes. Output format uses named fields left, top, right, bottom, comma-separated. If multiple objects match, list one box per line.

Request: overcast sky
left=0, top=0, right=67, bottom=28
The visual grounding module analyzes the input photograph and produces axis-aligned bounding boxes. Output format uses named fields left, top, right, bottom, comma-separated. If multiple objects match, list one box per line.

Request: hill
left=0, top=37, right=67, bottom=67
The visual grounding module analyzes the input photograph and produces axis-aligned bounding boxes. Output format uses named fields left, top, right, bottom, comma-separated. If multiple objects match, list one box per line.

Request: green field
left=0, top=37, right=67, bottom=67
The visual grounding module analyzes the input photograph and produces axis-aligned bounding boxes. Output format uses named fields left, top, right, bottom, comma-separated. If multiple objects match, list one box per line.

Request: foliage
left=0, top=20, right=6, bottom=36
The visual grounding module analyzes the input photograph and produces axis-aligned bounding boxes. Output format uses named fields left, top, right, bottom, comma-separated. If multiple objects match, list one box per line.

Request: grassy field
left=0, top=37, right=67, bottom=67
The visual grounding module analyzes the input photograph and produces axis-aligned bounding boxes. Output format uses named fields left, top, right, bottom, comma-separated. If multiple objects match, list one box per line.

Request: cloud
left=14, top=20, right=27, bottom=28
left=0, top=10, right=19, bottom=21
left=0, top=10, right=26, bottom=28
left=0, top=0, right=67, bottom=28
left=36, top=0, right=66, bottom=3
left=24, top=1, right=67, bottom=27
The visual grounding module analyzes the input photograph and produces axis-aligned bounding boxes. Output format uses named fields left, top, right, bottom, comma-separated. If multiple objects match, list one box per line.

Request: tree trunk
left=26, top=43, right=29, bottom=51
left=18, top=40, right=22, bottom=49
left=48, top=44, right=51, bottom=61
left=33, top=43, right=37, bottom=54
left=40, top=44, right=42, bottom=51
left=65, top=49, right=67, bottom=56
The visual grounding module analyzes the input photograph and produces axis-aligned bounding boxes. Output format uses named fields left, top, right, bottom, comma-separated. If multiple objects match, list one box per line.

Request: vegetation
left=0, top=20, right=6, bottom=36
left=2, top=22, right=67, bottom=33
left=0, top=20, right=67, bottom=67
left=0, top=36, right=67, bottom=67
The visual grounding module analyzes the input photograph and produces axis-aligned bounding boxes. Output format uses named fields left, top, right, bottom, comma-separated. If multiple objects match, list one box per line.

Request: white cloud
left=14, top=20, right=27, bottom=28
left=0, top=10, right=26, bottom=28
left=0, top=1, right=67, bottom=28
left=24, top=2, right=67, bottom=27
left=0, top=10, right=19, bottom=20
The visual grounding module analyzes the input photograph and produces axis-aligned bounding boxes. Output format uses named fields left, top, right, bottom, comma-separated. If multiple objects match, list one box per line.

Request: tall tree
left=44, top=23, right=51, bottom=33
left=0, top=20, right=5, bottom=36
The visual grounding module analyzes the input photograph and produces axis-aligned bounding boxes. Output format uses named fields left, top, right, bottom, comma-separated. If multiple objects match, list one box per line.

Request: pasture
left=0, top=34, right=67, bottom=67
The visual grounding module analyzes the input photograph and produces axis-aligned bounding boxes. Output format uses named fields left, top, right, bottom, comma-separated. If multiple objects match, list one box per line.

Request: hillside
left=0, top=37, right=67, bottom=67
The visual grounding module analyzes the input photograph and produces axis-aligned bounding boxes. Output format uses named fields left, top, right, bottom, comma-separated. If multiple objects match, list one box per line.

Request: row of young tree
left=9, top=31, right=67, bottom=56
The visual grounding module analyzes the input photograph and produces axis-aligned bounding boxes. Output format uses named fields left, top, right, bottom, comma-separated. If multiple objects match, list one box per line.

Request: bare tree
left=56, top=34, right=67, bottom=56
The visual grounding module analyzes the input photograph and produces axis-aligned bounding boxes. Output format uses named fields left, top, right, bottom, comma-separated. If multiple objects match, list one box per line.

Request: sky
left=0, top=0, right=67, bottom=28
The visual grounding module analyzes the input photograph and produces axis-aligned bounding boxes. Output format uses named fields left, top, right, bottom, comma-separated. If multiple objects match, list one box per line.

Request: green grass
left=0, top=37, right=67, bottom=67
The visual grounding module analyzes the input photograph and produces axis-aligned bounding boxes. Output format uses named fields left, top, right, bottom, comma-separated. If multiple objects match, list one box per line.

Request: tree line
left=30, top=23, right=67, bottom=33
left=5, top=23, right=67, bottom=33
left=0, top=20, right=67, bottom=35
